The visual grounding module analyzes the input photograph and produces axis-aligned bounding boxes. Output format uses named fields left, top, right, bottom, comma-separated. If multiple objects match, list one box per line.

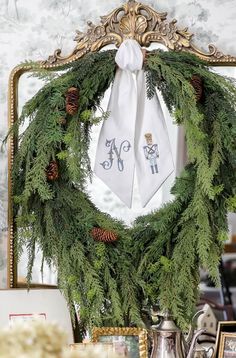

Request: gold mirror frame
left=8, top=0, right=236, bottom=288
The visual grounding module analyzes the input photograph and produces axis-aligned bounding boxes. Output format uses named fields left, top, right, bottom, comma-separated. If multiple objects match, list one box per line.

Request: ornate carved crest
left=44, top=0, right=236, bottom=67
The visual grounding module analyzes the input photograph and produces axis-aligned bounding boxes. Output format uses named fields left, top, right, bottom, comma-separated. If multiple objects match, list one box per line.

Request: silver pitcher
left=150, top=311, right=209, bottom=358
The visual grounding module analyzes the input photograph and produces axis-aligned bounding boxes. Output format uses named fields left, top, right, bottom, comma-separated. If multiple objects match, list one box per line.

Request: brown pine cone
left=91, top=227, right=118, bottom=243
left=66, top=87, right=79, bottom=115
left=46, top=160, right=59, bottom=181
left=102, top=229, right=118, bottom=243
left=190, top=75, right=203, bottom=102
left=91, top=228, right=104, bottom=242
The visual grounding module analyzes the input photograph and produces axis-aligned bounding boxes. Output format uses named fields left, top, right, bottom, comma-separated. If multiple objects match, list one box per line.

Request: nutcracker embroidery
left=100, top=138, right=131, bottom=172
left=143, top=133, right=159, bottom=174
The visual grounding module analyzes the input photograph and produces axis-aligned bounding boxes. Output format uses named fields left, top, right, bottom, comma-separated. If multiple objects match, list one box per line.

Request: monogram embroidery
left=100, top=138, right=131, bottom=172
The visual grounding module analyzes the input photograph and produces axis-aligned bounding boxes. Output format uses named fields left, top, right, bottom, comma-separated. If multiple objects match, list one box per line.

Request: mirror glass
left=16, top=45, right=177, bottom=284
left=17, top=73, right=58, bottom=286
left=15, top=52, right=236, bottom=286
left=198, top=66, right=236, bottom=311
left=211, top=67, right=236, bottom=241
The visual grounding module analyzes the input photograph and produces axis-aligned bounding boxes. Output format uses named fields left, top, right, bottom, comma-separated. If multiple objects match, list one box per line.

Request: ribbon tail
left=94, top=69, right=136, bottom=208
left=135, top=70, right=175, bottom=207
left=94, top=39, right=144, bottom=208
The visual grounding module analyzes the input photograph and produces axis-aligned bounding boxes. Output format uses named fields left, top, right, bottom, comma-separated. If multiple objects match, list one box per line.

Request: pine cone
left=46, top=160, right=59, bottom=181
left=66, top=87, right=79, bottom=115
left=102, top=230, right=118, bottom=243
left=91, top=227, right=118, bottom=243
left=190, top=75, right=203, bottom=102
left=91, top=228, right=104, bottom=242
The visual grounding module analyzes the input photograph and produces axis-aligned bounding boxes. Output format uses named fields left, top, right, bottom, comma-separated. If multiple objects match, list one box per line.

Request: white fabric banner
left=94, top=39, right=174, bottom=208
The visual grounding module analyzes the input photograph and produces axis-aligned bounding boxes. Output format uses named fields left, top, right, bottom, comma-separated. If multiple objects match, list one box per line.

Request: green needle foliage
left=5, top=49, right=236, bottom=331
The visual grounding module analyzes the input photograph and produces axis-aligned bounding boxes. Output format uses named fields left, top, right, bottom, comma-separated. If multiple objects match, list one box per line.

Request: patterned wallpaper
left=0, top=0, right=236, bottom=288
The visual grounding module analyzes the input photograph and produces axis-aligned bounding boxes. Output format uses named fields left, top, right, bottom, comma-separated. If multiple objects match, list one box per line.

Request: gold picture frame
left=7, top=0, right=236, bottom=288
left=213, top=321, right=236, bottom=358
left=92, top=327, right=148, bottom=358
left=69, top=342, right=114, bottom=357
left=218, top=332, right=236, bottom=358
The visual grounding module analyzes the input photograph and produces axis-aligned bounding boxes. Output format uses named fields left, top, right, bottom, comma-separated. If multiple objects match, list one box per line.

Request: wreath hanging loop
left=5, top=49, right=236, bottom=331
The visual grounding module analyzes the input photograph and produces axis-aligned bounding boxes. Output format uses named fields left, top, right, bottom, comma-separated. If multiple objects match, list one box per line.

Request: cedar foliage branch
left=5, top=49, right=236, bottom=331
left=137, top=51, right=236, bottom=328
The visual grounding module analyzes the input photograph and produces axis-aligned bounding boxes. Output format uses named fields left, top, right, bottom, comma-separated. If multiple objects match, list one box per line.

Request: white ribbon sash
left=94, top=40, right=174, bottom=208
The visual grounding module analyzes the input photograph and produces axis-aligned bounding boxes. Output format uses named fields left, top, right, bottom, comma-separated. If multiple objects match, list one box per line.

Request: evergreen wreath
left=6, top=49, right=236, bottom=331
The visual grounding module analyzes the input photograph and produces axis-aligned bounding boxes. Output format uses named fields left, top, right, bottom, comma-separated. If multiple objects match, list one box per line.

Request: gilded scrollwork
left=189, top=43, right=236, bottom=63
left=42, top=0, right=236, bottom=67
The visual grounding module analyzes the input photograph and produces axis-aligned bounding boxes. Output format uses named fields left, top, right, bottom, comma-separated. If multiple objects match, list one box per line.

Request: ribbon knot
left=94, top=40, right=174, bottom=208
left=115, top=39, right=143, bottom=71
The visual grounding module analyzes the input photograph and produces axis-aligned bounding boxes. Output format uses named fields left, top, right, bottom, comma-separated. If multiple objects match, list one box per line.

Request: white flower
left=0, top=320, right=119, bottom=358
